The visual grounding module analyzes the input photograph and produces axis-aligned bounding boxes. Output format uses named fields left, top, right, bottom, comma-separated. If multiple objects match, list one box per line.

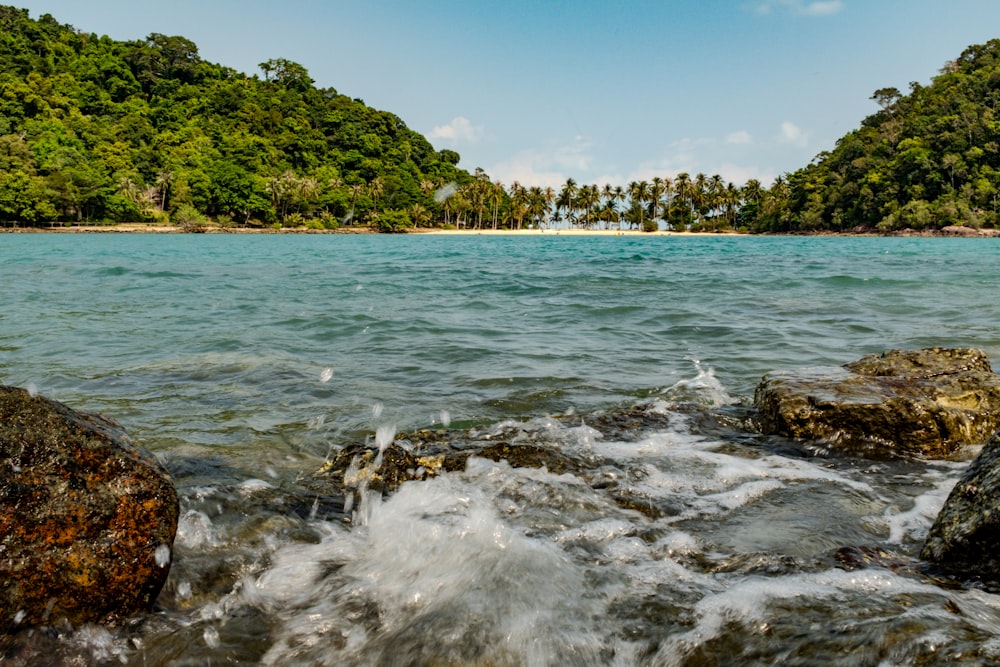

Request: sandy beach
left=2, top=223, right=734, bottom=236
left=412, top=227, right=730, bottom=237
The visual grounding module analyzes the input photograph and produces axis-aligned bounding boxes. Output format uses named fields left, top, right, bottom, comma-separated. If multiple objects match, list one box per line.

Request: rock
left=940, top=225, right=981, bottom=237
left=0, top=386, right=179, bottom=631
left=921, top=430, right=1000, bottom=576
left=754, top=348, right=1000, bottom=458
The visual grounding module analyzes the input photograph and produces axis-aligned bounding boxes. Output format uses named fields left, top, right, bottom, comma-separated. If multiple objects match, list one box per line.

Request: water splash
left=154, top=544, right=171, bottom=568
left=434, top=182, right=458, bottom=203
left=662, top=358, right=734, bottom=406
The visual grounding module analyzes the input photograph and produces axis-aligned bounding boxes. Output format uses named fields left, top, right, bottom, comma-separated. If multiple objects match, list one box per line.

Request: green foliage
left=0, top=6, right=468, bottom=225
left=753, top=39, right=1000, bottom=233
left=373, top=208, right=413, bottom=233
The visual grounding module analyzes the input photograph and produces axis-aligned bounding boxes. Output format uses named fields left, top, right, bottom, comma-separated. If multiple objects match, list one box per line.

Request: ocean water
left=3, top=233, right=1000, bottom=665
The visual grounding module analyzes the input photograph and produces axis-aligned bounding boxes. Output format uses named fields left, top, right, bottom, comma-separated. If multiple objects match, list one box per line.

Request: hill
left=750, top=40, right=1000, bottom=233
left=0, top=6, right=468, bottom=229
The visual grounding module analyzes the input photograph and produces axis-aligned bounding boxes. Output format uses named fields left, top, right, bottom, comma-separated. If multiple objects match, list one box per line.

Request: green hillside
left=0, top=6, right=468, bottom=229
left=752, top=40, right=1000, bottom=233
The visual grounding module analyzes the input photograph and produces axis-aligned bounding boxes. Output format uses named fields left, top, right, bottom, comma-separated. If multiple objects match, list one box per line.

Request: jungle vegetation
left=1, top=5, right=999, bottom=233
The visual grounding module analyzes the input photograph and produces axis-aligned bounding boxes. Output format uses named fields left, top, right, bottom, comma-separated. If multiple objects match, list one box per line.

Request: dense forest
left=1, top=5, right=999, bottom=233
left=773, top=40, right=1000, bottom=233
left=0, top=6, right=467, bottom=231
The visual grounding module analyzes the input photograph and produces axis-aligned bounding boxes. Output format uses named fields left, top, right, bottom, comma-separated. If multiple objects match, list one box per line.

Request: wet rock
left=921, top=430, right=1000, bottom=576
left=754, top=348, right=1000, bottom=458
left=314, top=439, right=582, bottom=501
left=0, top=386, right=179, bottom=631
left=832, top=545, right=915, bottom=574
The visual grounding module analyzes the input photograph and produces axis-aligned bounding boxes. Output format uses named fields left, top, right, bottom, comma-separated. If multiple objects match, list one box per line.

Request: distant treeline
left=1, top=6, right=999, bottom=233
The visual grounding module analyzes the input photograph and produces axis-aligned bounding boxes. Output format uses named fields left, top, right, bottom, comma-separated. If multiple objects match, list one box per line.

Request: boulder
left=922, top=430, right=1000, bottom=576
left=0, top=386, right=179, bottom=631
left=754, top=348, right=1000, bottom=458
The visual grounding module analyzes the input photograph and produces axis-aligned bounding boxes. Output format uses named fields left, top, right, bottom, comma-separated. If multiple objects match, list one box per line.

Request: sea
left=3, top=233, right=1000, bottom=665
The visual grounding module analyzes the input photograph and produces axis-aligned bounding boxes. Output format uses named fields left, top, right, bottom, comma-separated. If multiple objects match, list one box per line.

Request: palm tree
left=578, top=184, right=600, bottom=228
left=489, top=179, right=504, bottom=229
left=542, top=186, right=555, bottom=228
left=347, top=182, right=366, bottom=225
left=368, top=176, right=384, bottom=215
left=409, top=202, right=431, bottom=228
left=155, top=170, right=173, bottom=212
left=509, top=182, right=527, bottom=229
left=558, top=178, right=577, bottom=228
left=613, top=185, right=625, bottom=229
left=693, top=173, right=708, bottom=225
left=527, top=186, right=546, bottom=228
left=600, top=184, right=618, bottom=230
left=627, top=180, right=650, bottom=229
left=650, top=176, right=666, bottom=224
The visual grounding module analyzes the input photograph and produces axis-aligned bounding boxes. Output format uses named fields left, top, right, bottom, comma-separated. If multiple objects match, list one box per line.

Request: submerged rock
left=0, top=386, right=179, bottom=631
left=754, top=348, right=1000, bottom=458
left=921, top=430, right=1000, bottom=576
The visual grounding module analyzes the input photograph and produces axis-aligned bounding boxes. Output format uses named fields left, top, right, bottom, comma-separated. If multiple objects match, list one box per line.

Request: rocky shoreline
left=5, top=347, right=1000, bottom=634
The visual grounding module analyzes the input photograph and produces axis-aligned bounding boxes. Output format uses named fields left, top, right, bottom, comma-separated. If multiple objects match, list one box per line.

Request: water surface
left=3, top=234, right=1000, bottom=665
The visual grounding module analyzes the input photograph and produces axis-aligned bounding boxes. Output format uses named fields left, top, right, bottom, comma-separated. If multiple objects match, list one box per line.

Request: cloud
left=429, top=116, right=484, bottom=145
left=486, top=136, right=595, bottom=188
left=726, top=130, right=753, bottom=145
left=749, top=0, right=844, bottom=16
left=779, top=120, right=809, bottom=147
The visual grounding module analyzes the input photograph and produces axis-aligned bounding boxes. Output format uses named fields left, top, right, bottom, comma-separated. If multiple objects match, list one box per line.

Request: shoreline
left=1, top=224, right=997, bottom=238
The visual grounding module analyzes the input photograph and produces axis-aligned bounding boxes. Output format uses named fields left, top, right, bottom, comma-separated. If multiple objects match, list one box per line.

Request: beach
left=2, top=223, right=734, bottom=236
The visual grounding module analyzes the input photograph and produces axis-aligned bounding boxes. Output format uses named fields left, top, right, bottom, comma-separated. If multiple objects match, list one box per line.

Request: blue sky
left=13, top=1, right=1000, bottom=187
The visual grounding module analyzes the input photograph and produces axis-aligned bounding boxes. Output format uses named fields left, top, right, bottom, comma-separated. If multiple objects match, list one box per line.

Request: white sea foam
left=662, top=359, right=735, bottom=406
left=176, top=510, right=219, bottom=549
left=254, top=474, right=607, bottom=665
left=652, top=568, right=946, bottom=666
left=237, top=478, right=275, bottom=496
left=878, top=466, right=961, bottom=543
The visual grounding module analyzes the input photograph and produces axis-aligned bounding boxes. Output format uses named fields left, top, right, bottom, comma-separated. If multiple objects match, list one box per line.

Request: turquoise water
left=4, top=234, right=999, bottom=448
left=4, top=234, right=1000, bottom=665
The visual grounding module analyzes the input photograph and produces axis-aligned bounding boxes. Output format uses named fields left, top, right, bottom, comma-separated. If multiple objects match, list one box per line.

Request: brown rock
left=921, top=430, right=1000, bottom=576
left=0, top=386, right=179, bottom=631
left=754, top=348, right=1000, bottom=458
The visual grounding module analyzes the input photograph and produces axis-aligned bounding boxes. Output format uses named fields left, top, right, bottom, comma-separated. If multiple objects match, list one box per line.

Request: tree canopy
left=0, top=5, right=468, bottom=228
left=750, top=40, right=1000, bottom=233
left=2, top=4, right=998, bottom=234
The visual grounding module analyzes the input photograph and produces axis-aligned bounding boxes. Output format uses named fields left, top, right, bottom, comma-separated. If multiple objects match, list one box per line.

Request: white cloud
left=749, top=0, right=844, bottom=16
left=429, top=116, right=484, bottom=145
left=487, top=150, right=569, bottom=189
left=726, top=130, right=753, bottom=145
left=486, top=136, right=595, bottom=188
left=799, top=1, right=844, bottom=16
left=779, top=120, right=809, bottom=147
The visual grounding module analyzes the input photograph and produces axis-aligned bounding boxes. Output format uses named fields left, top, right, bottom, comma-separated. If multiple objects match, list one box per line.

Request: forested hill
left=757, top=39, right=1000, bottom=233
left=0, top=6, right=468, bottom=229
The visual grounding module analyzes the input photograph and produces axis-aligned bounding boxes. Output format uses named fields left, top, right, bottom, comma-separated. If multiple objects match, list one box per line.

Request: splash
left=662, top=358, right=734, bottom=406
left=433, top=182, right=458, bottom=204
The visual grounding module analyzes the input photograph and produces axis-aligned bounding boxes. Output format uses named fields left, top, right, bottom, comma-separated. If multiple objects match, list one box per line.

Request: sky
left=12, top=1, right=1000, bottom=188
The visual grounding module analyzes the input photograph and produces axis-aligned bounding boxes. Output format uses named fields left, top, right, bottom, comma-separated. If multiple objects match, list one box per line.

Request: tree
left=558, top=178, right=577, bottom=228
left=373, top=208, right=413, bottom=233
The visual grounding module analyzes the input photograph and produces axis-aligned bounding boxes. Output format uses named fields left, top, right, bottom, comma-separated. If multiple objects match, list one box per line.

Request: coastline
left=1, top=223, right=997, bottom=237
